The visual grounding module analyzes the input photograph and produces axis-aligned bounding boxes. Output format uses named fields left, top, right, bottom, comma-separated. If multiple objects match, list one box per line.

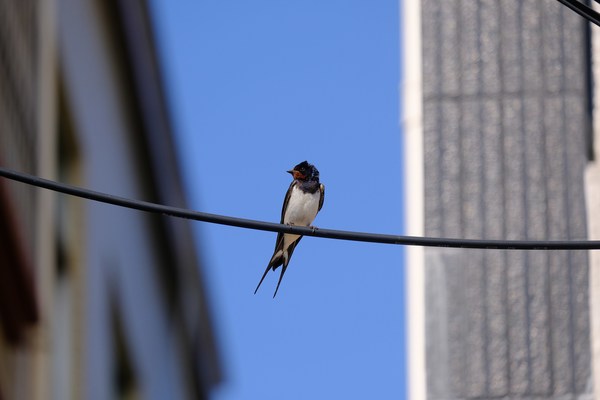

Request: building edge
left=586, top=10, right=600, bottom=399
left=402, top=0, right=425, bottom=399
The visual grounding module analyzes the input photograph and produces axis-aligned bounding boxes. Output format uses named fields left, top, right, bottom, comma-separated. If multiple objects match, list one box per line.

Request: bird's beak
left=287, top=169, right=304, bottom=179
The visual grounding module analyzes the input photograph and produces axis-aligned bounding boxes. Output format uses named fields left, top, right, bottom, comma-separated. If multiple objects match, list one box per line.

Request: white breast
left=283, top=185, right=320, bottom=227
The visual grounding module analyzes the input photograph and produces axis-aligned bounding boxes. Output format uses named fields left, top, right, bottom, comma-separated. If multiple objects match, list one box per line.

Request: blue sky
left=149, top=1, right=405, bottom=399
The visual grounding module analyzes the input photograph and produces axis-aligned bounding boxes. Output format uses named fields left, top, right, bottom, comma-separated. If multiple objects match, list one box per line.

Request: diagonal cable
left=556, top=0, right=600, bottom=26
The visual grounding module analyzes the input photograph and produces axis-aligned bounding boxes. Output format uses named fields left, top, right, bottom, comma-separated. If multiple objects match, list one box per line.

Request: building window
left=111, top=305, right=140, bottom=400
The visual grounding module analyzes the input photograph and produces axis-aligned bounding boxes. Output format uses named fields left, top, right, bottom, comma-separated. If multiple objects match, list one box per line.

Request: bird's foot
left=309, top=225, right=319, bottom=234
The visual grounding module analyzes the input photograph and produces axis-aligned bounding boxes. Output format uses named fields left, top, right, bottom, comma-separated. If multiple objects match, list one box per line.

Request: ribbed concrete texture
left=421, top=1, right=592, bottom=398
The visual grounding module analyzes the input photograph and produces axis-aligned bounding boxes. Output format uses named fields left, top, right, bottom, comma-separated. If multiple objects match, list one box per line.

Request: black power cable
left=0, top=166, right=598, bottom=250
left=556, top=0, right=600, bottom=26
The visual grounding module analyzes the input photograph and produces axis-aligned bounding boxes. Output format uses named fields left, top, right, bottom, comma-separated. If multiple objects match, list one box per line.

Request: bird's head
left=287, top=161, right=319, bottom=182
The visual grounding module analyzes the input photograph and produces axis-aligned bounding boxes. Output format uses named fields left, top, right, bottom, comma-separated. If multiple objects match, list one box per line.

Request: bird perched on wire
left=254, top=161, right=325, bottom=297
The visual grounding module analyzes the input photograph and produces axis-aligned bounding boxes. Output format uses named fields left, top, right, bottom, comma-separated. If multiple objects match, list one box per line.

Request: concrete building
left=0, top=0, right=220, bottom=399
left=403, top=1, right=596, bottom=399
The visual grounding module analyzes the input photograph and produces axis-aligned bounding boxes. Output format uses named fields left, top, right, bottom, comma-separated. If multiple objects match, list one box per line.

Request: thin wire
left=556, top=0, right=600, bottom=26
left=0, top=166, right=599, bottom=250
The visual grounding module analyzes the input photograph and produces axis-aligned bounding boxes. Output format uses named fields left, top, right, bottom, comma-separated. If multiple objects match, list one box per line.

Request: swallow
left=254, top=161, right=325, bottom=297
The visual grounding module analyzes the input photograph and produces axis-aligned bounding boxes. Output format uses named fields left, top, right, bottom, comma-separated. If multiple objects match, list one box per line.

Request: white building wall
left=402, top=0, right=426, bottom=398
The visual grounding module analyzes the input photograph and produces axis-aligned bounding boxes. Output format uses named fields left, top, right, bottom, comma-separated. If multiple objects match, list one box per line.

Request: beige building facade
left=0, top=1, right=220, bottom=399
